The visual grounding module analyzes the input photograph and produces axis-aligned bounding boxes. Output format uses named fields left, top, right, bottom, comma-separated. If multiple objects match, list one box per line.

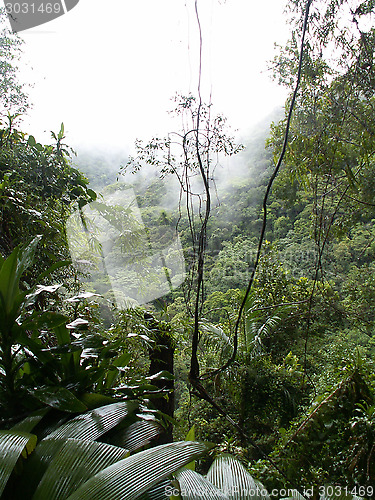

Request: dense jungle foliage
left=0, top=0, right=375, bottom=498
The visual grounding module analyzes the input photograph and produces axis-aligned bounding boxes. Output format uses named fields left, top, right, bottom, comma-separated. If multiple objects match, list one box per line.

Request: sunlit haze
left=13, top=0, right=290, bottom=152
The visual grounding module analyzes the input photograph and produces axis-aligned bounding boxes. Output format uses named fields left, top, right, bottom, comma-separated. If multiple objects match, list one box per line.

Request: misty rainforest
left=0, top=1, right=374, bottom=499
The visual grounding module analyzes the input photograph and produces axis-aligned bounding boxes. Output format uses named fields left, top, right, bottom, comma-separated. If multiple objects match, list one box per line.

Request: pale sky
left=14, top=0, right=290, bottom=152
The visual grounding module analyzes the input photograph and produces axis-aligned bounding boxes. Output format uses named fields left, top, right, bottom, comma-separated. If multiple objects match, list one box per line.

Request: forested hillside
left=0, top=1, right=374, bottom=498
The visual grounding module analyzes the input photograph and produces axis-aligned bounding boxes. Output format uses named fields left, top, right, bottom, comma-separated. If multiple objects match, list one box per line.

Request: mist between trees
left=0, top=0, right=375, bottom=497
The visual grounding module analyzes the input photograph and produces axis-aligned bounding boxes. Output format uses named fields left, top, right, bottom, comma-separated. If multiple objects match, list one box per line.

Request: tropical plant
left=170, top=453, right=368, bottom=500
left=256, top=366, right=374, bottom=494
left=0, top=120, right=96, bottom=268
left=242, top=292, right=281, bottom=360
left=0, top=401, right=212, bottom=499
left=348, top=402, right=375, bottom=486
left=172, top=453, right=269, bottom=500
left=0, top=9, right=29, bottom=115
left=123, top=94, right=243, bottom=389
left=0, top=235, right=171, bottom=424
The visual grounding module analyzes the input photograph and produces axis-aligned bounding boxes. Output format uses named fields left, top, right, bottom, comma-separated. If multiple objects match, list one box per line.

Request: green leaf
left=185, top=426, right=195, bottom=442
left=11, top=408, right=49, bottom=433
left=53, top=323, right=71, bottom=346
left=184, top=426, right=195, bottom=470
left=66, top=441, right=213, bottom=500
left=176, top=468, right=229, bottom=500
left=30, top=386, right=87, bottom=413
left=35, top=260, right=70, bottom=283
left=207, top=454, right=270, bottom=500
left=80, top=392, right=116, bottom=409
left=0, top=236, right=41, bottom=318
left=15, top=236, right=42, bottom=280
left=109, top=419, right=163, bottom=452
left=18, top=336, right=56, bottom=365
left=344, top=165, right=359, bottom=189
left=22, top=401, right=139, bottom=495
left=0, top=430, right=37, bottom=496
left=105, top=352, right=132, bottom=389
left=21, top=311, right=68, bottom=333
left=58, top=122, right=65, bottom=140
left=47, top=401, right=139, bottom=441
left=33, top=438, right=129, bottom=500
left=0, top=248, right=20, bottom=320
left=87, top=188, right=97, bottom=201
left=138, top=480, right=174, bottom=500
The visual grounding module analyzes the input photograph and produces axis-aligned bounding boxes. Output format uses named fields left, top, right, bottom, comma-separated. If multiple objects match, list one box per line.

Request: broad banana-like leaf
left=32, top=438, right=129, bottom=500
left=176, top=468, right=229, bottom=500
left=22, top=401, right=138, bottom=495
left=0, top=430, right=37, bottom=496
left=22, top=437, right=72, bottom=496
left=138, top=480, right=173, bottom=500
left=47, top=400, right=138, bottom=440
left=11, top=408, right=49, bottom=433
left=109, top=419, right=163, bottom=452
left=207, top=454, right=270, bottom=500
left=0, top=236, right=41, bottom=320
left=66, top=441, right=214, bottom=500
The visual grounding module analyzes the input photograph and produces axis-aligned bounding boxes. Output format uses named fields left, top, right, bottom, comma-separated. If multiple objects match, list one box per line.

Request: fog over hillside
left=73, top=107, right=283, bottom=198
